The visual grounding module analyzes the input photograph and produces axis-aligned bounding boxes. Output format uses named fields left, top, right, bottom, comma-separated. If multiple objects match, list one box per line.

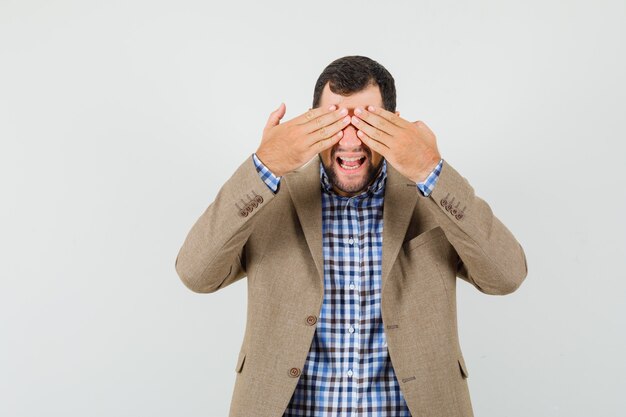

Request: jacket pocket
left=235, top=350, right=246, bottom=373
left=403, top=226, right=445, bottom=253
left=457, top=355, right=469, bottom=379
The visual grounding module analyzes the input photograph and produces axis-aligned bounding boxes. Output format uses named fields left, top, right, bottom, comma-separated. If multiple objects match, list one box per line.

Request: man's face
left=317, top=82, right=396, bottom=197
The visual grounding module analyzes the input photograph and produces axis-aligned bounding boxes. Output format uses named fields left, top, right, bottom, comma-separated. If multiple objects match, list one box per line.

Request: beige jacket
left=175, top=154, right=528, bottom=417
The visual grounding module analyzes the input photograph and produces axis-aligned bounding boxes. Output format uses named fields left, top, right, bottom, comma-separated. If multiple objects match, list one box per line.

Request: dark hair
left=312, top=55, right=396, bottom=112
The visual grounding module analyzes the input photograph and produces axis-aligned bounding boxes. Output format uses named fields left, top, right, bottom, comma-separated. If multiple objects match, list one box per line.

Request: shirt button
left=348, top=325, right=355, bottom=333
left=347, top=369, right=353, bottom=377
left=349, top=283, right=355, bottom=290
left=348, top=237, right=354, bottom=245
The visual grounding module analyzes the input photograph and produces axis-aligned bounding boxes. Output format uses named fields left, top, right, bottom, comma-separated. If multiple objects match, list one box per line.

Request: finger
left=352, top=115, right=393, bottom=146
left=293, top=104, right=336, bottom=126
left=366, top=105, right=409, bottom=129
left=356, top=129, right=390, bottom=156
left=310, top=129, right=344, bottom=153
left=264, top=102, right=286, bottom=130
left=353, top=107, right=399, bottom=136
left=302, top=106, right=349, bottom=134
left=306, top=114, right=351, bottom=145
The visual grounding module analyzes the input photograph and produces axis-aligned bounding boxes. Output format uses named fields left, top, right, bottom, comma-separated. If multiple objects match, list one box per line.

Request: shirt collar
left=320, top=158, right=387, bottom=198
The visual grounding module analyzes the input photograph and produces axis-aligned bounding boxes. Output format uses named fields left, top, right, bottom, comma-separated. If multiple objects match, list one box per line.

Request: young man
left=175, top=55, right=528, bottom=417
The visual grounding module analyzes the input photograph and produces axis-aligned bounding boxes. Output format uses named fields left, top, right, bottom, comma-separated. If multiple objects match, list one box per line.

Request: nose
left=338, top=123, right=363, bottom=148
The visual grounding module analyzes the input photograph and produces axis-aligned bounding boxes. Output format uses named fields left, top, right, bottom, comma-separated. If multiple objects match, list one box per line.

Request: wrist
left=255, top=150, right=285, bottom=177
left=413, top=158, right=440, bottom=183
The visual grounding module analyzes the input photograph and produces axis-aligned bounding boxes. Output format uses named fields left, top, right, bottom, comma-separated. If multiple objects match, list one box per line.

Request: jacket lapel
left=285, top=158, right=325, bottom=284
left=285, top=158, right=418, bottom=291
left=381, top=162, right=418, bottom=291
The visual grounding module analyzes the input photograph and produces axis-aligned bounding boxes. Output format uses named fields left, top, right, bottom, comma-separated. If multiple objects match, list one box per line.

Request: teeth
left=340, top=163, right=360, bottom=170
left=338, top=156, right=365, bottom=170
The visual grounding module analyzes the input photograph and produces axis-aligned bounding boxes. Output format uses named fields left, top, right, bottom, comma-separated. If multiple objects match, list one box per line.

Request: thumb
left=264, top=102, right=286, bottom=129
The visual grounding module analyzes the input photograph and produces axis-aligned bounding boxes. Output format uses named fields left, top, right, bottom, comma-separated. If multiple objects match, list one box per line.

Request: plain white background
left=1, top=0, right=625, bottom=416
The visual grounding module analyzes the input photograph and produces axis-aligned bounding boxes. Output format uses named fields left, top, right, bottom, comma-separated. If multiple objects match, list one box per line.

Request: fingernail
left=368, top=105, right=375, bottom=111
left=340, top=108, right=348, bottom=115
left=355, top=108, right=362, bottom=115
left=352, top=116, right=360, bottom=124
left=328, top=105, right=336, bottom=111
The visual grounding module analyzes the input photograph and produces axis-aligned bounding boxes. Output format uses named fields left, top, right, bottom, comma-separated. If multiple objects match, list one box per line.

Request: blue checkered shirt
left=252, top=153, right=443, bottom=416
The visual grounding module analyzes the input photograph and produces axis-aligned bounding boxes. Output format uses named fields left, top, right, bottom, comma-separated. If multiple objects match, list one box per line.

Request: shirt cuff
left=252, top=153, right=282, bottom=193
left=416, top=158, right=443, bottom=197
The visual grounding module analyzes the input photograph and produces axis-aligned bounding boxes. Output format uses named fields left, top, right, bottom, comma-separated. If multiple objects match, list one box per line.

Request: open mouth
left=336, top=156, right=367, bottom=171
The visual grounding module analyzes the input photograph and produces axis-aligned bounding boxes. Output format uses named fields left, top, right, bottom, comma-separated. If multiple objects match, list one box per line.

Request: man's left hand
left=351, top=105, right=442, bottom=184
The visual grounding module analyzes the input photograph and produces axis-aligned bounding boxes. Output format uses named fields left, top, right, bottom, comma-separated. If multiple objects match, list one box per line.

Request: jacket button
left=440, top=193, right=451, bottom=208
left=306, top=315, right=317, bottom=326
left=288, top=367, right=301, bottom=377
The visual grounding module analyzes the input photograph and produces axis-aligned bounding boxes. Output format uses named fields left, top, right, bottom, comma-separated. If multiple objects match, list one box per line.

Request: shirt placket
left=342, top=196, right=362, bottom=416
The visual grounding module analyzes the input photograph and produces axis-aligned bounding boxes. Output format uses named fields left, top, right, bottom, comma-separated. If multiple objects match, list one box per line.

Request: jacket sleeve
left=416, top=159, right=528, bottom=295
left=174, top=154, right=279, bottom=293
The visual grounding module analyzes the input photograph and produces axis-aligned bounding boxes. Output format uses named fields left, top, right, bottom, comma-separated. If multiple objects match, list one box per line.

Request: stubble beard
left=319, top=153, right=384, bottom=196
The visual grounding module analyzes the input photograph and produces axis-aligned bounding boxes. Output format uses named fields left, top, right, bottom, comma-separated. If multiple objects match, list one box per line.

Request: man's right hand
left=255, top=103, right=351, bottom=177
